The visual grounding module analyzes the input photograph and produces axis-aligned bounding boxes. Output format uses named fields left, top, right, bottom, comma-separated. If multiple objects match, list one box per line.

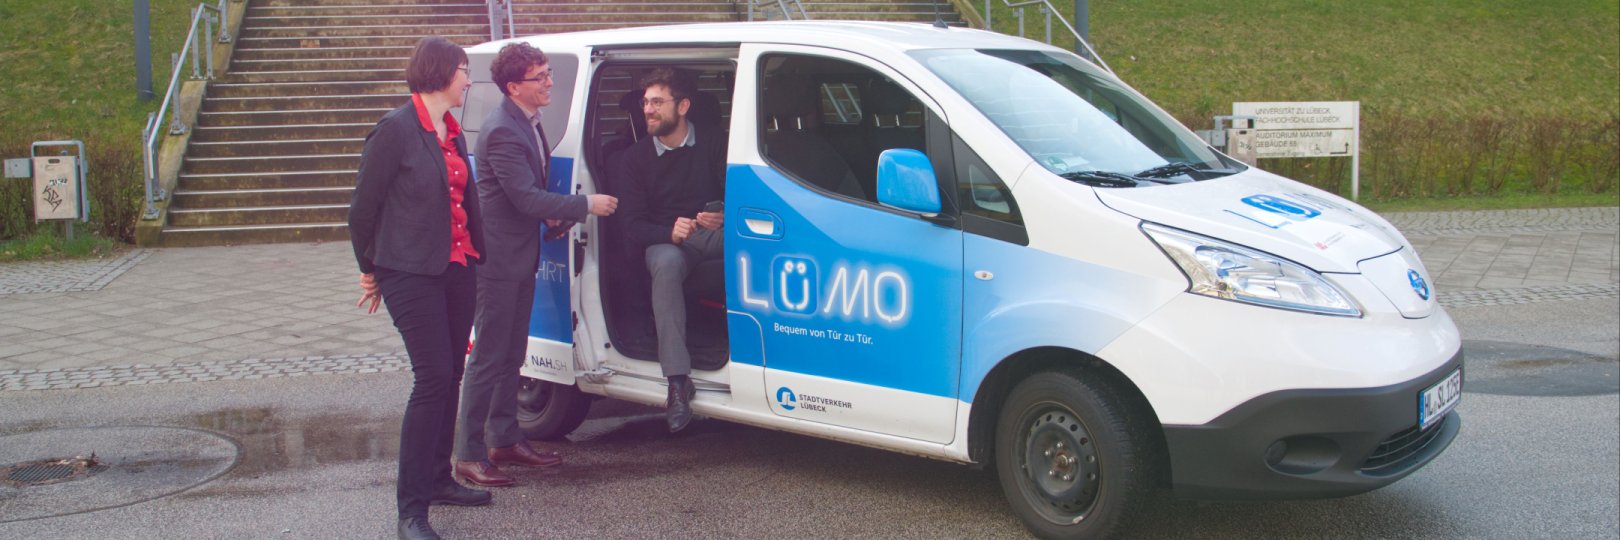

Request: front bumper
left=1163, top=350, right=1463, bottom=500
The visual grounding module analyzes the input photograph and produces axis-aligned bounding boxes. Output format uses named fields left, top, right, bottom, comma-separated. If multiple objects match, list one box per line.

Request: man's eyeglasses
left=519, top=68, right=554, bottom=84
left=641, top=97, right=676, bottom=108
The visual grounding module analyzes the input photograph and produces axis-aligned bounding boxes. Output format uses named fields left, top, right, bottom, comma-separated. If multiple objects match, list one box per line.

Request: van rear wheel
left=994, top=370, right=1150, bottom=539
left=515, top=377, right=591, bottom=441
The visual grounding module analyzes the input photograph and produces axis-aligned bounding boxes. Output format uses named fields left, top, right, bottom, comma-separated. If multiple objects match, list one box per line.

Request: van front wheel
left=995, top=370, right=1150, bottom=539
left=515, top=377, right=591, bottom=441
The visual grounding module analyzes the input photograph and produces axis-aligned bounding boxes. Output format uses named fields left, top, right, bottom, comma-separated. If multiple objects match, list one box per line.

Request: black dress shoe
left=667, top=376, right=695, bottom=433
left=398, top=515, right=442, bottom=540
left=431, top=482, right=492, bottom=507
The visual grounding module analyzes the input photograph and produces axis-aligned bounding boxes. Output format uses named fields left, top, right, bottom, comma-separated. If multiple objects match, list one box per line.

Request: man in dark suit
left=452, top=42, right=617, bottom=488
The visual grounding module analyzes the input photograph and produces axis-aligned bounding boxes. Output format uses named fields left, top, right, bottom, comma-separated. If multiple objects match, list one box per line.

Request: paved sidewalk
left=0, top=207, right=1615, bottom=390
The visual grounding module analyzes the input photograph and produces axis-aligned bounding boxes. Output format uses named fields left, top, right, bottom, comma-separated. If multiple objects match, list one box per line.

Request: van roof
left=465, top=21, right=1062, bottom=57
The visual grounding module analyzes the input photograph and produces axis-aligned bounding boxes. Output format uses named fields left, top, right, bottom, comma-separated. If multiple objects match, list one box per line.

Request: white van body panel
left=1092, top=168, right=1413, bottom=273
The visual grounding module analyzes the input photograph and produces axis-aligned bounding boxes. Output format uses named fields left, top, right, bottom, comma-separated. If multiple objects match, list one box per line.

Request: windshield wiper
left=1060, top=170, right=1148, bottom=187
left=1134, top=161, right=1243, bottom=180
left=1134, top=162, right=1202, bottom=179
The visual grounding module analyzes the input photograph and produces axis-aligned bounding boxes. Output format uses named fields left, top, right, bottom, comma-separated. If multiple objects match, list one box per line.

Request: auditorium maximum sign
left=1232, top=101, right=1363, bottom=199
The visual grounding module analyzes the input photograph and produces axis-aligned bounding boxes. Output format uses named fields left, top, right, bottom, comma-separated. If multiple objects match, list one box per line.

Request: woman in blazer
left=348, top=36, right=489, bottom=540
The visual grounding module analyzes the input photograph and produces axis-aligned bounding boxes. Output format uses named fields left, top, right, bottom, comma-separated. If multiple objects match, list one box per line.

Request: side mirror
left=876, top=149, right=941, bottom=217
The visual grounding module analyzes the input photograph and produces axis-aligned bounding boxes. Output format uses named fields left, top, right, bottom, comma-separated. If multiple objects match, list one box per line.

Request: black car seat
left=761, top=72, right=865, bottom=200
left=857, top=78, right=926, bottom=198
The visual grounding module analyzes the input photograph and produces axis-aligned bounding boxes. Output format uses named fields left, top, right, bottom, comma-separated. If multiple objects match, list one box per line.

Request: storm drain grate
left=2, top=456, right=106, bottom=487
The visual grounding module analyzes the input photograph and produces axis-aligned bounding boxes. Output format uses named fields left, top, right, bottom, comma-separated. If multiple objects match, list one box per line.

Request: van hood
left=1092, top=168, right=1408, bottom=273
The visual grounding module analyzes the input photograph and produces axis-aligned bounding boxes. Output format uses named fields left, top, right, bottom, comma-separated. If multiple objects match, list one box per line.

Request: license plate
left=1419, top=368, right=1462, bottom=430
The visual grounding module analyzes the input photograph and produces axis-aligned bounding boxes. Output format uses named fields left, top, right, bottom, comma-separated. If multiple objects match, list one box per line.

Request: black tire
left=515, top=377, right=592, bottom=441
left=994, top=370, right=1153, bottom=539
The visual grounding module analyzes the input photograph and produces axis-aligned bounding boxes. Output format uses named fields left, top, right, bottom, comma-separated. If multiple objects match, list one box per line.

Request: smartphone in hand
left=702, top=200, right=724, bottom=214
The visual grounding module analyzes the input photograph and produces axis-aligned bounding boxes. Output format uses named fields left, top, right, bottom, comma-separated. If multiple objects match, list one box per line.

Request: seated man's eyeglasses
left=641, top=97, right=676, bottom=108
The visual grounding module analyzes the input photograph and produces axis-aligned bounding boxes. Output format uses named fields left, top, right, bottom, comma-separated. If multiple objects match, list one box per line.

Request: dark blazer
left=349, top=101, right=485, bottom=276
left=474, top=97, right=589, bottom=281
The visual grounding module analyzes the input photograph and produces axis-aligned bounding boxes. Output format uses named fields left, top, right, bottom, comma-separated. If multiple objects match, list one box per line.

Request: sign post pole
left=1351, top=101, right=1361, bottom=201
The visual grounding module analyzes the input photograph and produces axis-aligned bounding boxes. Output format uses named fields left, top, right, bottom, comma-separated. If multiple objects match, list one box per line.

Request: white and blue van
left=457, top=22, right=1462, bottom=538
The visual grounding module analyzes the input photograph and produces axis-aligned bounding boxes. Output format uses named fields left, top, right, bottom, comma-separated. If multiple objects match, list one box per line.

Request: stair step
left=183, top=153, right=362, bottom=175
left=203, top=93, right=407, bottom=113
left=208, top=80, right=408, bottom=98
left=510, top=20, right=728, bottom=32
left=159, top=223, right=350, bottom=247
left=242, top=14, right=488, bottom=28
left=233, top=45, right=416, bottom=62
left=188, top=138, right=366, bottom=158
left=198, top=108, right=393, bottom=127
left=239, top=24, right=488, bottom=39
left=234, top=34, right=486, bottom=48
left=229, top=57, right=408, bottom=72
left=191, top=123, right=375, bottom=143
left=219, top=69, right=411, bottom=83
left=512, top=3, right=737, bottom=14
left=248, top=5, right=486, bottom=18
left=167, top=204, right=351, bottom=227
left=173, top=186, right=355, bottom=207
left=178, top=170, right=359, bottom=190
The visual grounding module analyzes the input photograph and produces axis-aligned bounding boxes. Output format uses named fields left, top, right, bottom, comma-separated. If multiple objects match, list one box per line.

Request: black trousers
left=376, top=262, right=476, bottom=519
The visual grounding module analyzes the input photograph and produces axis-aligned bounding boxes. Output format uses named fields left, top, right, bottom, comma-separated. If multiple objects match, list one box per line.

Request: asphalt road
left=1, top=298, right=1615, bottom=539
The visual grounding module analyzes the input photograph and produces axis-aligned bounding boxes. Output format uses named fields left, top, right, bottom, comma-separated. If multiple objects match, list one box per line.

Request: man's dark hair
left=405, top=36, right=469, bottom=94
left=639, top=67, right=696, bottom=106
left=491, top=42, right=550, bottom=96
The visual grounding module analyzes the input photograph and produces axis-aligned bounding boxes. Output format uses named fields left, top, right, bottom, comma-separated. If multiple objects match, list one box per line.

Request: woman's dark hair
left=405, top=36, right=469, bottom=94
left=491, top=42, right=549, bottom=96
left=639, top=67, right=695, bottom=105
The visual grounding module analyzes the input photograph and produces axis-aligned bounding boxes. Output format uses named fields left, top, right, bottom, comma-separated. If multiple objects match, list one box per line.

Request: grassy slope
left=0, top=1, right=197, bottom=242
left=990, top=0, right=1620, bottom=118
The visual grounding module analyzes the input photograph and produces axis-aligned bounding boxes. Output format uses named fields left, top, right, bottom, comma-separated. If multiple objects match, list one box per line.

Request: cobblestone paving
left=1438, top=283, right=1620, bottom=308
left=0, top=353, right=408, bottom=391
left=1384, top=207, right=1619, bottom=235
left=0, top=249, right=151, bottom=295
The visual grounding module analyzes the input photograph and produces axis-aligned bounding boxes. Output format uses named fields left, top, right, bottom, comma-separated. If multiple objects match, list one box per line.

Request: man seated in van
left=616, top=67, right=727, bottom=433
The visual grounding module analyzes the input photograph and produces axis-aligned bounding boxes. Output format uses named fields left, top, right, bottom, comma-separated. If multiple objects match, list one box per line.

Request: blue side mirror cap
left=876, top=149, right=941, bottom=216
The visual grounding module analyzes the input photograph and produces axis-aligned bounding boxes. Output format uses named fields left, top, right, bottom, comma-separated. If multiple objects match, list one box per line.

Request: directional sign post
left=1233, top=101, right=1362, bottom=200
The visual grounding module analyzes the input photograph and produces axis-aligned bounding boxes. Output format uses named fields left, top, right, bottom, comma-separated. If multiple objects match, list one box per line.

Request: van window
left=758, top=54, right=932, bottom=206
left=462, top=52, right=580, bottom=152
left=912, top=49, right=1232, bottom=183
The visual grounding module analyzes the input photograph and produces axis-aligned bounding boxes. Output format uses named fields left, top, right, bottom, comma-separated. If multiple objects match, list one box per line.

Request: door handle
left=739, top=208, right=783, bottom=240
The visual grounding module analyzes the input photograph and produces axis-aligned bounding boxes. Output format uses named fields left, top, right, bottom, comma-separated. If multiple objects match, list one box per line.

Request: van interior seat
left=856, top=78, right=926, bottom=197
left=761, top=72, right=866, bottom=200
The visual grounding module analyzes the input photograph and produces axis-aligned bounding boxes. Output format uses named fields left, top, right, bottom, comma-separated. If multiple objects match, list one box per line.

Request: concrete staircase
left=785, top=0, right=965, bottom=25
left=507, top=0, right=741, bottom=34
left=163, top=0, right=489, bottom=246
left=163, top=0, right=966, bottom=246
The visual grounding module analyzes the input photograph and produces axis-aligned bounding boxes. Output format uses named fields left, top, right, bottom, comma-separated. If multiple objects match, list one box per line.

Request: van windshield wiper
left=1059, top=170, right=1144, bottom=188
left=1134, top=161, right=1243, bottom=180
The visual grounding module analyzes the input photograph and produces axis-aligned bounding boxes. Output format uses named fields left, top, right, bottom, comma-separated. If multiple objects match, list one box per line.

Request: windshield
left=912, top=49, right=1239, bottom=185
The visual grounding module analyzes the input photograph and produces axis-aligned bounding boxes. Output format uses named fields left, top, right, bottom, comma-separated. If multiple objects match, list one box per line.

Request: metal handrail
left=488, top=0, right=516, bottom=41
left=746, top=0, right=809, bottom=21
left=984, top=0, right=1110, bottom=74
left=141, top=1, right=229, bottom=220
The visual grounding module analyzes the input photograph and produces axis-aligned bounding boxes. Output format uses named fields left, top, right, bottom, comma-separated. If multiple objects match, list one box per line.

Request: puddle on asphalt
left=188, top=408, right=400, bottom=478
left=1462, top=340, right=1619, bottom=397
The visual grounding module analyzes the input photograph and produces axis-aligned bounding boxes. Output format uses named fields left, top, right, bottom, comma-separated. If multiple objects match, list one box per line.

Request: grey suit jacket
left=474, top=97, right=590, bottom=282
left=349, top=101, right=484, bottom=276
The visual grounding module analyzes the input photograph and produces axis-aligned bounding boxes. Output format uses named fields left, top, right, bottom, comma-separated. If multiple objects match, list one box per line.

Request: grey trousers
left=453, top=275, right=535, bottom=461
left=645, top=227, right=723, bottom=378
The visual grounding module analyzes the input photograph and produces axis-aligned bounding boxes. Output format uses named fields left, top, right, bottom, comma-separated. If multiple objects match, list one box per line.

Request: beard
left=648, top=112, right=679, bottom=138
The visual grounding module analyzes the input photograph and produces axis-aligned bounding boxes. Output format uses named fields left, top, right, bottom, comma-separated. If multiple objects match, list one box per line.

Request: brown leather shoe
left=452, top=460, right=514, bottom=487
left=488, top=442, right=562, bottom=469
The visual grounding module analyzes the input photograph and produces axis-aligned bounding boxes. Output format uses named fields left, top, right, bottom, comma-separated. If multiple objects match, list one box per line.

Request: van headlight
left=1141, top=223, right=1362, bottom=317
